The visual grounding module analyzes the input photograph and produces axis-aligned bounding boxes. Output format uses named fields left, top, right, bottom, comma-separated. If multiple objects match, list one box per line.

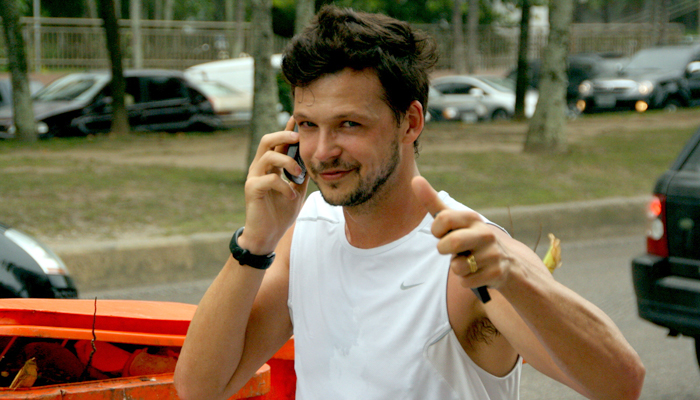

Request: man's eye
left=342, top=121, right=360, bottom=127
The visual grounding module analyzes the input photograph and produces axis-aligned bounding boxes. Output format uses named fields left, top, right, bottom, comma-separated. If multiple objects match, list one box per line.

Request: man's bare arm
left=413, top=176, right=645, bottom=400
left=174, top=228, right=293, bottom=400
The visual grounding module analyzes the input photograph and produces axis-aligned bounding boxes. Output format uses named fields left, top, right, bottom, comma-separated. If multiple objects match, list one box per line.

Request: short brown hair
left=282, top=5, right=438, bottom=126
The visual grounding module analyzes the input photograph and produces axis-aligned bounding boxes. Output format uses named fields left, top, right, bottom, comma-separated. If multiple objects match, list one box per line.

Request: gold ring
left=467, top=254, right=478, bottom=273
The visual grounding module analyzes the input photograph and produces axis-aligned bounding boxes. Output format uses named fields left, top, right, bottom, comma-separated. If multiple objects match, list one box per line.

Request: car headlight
left=36, top=122, right=49, bottom=134
left=578, top=80, right=593, bottom=96
left=442, top=107, right=458, bottom=120
left=638, top=81, right=654, bottom=95
left=4, top=228, right=70, bottom=275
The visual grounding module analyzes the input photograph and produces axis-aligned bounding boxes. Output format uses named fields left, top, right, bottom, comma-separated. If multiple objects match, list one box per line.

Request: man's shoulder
left=439, top=191, right=470, bottom=211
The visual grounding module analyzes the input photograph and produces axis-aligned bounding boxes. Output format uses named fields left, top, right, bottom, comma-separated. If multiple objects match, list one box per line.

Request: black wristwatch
left=229, top=227, right=276, bottom=270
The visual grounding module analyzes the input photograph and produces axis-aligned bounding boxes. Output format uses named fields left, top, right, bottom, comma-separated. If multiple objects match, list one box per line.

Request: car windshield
left=34, top=75, right=108, bottom=102
left=477, top=76, right=515, bottom=92
left=623, top=48, right=692, bottom=72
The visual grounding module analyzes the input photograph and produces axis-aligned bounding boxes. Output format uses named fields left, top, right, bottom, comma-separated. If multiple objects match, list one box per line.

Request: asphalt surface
left=79, top=234, right=700, bottom=399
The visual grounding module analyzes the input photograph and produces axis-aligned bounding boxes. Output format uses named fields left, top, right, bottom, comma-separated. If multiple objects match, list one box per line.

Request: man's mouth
left=311, top=160, right=359, bottom=182
left=318, top=169, right=353, bottom=181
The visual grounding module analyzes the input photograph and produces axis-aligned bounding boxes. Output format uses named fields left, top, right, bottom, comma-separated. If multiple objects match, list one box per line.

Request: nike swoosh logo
left=400, top=282, right=425, bottom=290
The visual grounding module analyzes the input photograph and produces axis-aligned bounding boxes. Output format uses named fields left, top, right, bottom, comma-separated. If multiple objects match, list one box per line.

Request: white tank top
left=288, top=191, right=521, bottom=400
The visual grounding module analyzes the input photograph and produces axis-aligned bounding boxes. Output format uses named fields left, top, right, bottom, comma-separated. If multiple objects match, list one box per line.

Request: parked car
left=0, top=70, right=221, bottom=139
left=426, top=86, right=487, bottom=122
left=431, top=75, right=538, bottom=121
left=578, top=44, right=700, bottom=113
left=631, top=126, right=700, bottom=370
left=195, top=80, right=252, bottom=127
left=507, top=52, right=628, bottom=112
left=186, top=55, right=292, bottom=125
left=185, top=54, right=283, bottom=97
left=0, top=222, right=79, bottom=298
left=0, top=78, right=45, bottom=108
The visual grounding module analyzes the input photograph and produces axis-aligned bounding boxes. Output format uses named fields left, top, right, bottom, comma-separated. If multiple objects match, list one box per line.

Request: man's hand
left=411, top=176, right=514, bottom=293
left=238, top=117, right=309, bottom=255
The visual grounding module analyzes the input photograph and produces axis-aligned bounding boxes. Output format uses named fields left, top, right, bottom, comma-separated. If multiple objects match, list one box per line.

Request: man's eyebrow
left=294, top=111, right=369, bottom=121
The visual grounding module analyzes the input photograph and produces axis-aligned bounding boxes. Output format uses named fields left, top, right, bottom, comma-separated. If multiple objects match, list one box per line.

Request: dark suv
left=0, top=70, right=220, bottom=139
left=578, top=44, right=700, bottom=113
left=632, top=126, right=700, bottom=369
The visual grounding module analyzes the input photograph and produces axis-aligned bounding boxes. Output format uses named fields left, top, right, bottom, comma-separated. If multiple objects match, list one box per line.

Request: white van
left=184, top=54, right=283, bottom=95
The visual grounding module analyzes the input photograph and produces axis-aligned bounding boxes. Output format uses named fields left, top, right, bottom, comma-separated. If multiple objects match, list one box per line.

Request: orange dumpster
left=268, top=337, right=296, bottom=400
left=0, top=299, right=271, bottom=399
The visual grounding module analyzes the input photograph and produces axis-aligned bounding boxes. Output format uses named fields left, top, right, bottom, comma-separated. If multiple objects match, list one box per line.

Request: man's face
left=293, top=68, right=407, bottom=208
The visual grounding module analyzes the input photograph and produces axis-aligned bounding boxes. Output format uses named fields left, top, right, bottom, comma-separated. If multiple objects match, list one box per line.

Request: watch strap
left=229, top=227, right=275, bottom=270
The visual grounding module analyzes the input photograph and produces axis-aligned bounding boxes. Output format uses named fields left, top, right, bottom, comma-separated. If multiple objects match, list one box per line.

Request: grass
left=419, top=124, right=695, bottom=208
left=0, top=111, right=698, bottom=242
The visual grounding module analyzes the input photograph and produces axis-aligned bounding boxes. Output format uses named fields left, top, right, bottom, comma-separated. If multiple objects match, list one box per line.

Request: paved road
left=82, top=235, right=700, bottom=399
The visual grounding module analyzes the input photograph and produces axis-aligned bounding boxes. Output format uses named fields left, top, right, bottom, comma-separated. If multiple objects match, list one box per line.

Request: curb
left=54, top=196, right=650, bottom=291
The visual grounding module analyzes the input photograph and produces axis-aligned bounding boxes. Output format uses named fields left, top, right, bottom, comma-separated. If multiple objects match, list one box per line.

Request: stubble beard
left=311, top=138, right=401, bottom=208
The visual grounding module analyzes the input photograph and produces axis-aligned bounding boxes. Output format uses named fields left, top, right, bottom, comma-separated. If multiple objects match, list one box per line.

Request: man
left=175, top=6, right=645, bottom=400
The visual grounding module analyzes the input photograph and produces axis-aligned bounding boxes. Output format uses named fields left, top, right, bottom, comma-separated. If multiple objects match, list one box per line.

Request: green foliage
left=33, top=0, right=85, bottom=18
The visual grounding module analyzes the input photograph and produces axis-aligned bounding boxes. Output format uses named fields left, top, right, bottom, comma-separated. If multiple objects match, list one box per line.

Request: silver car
left=426, top=86, right=487, bottom=123
left=431, top=75, right=539, bottom=121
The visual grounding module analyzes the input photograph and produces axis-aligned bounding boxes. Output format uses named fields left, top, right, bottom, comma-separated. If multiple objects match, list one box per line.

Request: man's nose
left=312, top=130, right=342, bottom=162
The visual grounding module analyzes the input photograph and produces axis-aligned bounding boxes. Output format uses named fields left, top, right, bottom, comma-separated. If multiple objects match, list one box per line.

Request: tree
left=295, top=0, right=315, bottom=35
left=466, top=0, right=478, bottom=73
left=452, top=0, right=466, bottom=73
left=98, top=0, right=130, bottom=136
left=248, top=0, right=280, bottom=166
left=0, top=0, right=37, bottom=141
left=233, top=0, right=246, bottom=57
left=514, top=0, right=531, bottom=120
left=524, top=0, right=574, bottom=153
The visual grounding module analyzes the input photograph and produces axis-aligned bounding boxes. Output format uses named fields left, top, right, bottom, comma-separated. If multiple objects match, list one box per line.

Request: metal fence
left=0, top=17, right=689, bottom=74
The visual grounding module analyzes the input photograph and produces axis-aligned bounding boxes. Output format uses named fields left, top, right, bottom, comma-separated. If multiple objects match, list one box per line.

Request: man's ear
left=402, top=100, right=424, bottom=145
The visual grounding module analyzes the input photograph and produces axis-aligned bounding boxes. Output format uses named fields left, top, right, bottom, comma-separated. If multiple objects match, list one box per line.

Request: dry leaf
left=10, top=357, right=38, bottom=389
left=542, top=233, right=562, bottom=274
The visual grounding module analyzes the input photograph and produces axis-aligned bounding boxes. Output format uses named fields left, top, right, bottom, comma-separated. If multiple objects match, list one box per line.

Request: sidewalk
left=53, top=196, right=650, bottom=291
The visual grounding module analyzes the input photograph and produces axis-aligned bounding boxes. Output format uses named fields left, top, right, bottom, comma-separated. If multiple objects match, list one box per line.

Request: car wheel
left=663, top=98, right=682, bottom=113
left=491, top=109, right=509, bottom=121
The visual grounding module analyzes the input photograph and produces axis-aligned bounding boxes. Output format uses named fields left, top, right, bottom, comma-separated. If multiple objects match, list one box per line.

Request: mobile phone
left=284, top=128, right=306, bottom=184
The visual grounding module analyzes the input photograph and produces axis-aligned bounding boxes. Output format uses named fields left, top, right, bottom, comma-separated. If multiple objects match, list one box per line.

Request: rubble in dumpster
left=0, top=336, right=179, bottom=389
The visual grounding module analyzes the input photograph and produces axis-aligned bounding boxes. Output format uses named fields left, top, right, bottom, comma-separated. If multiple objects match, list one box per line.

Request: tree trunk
left=226, top=0, right=235, bottom=22
left=514, top=0, right=531, bottom=121
left=86, top=0, right=99, bottom=18
left=233, top=0, right=246, bottom=57
left=98, top=0, right=130, bottom=136
left=466, top=0, right=478, bottom=73
left=0, top=0, right=37, bottom=142
left=295, top=0, right=315, bottom=35
left=164, top=0, right=174, bottom=21
left=154, top=0, right=162, bottom=20
left=130, top=0, right=143, bottom=69
left=658, top=0, right=669, bottom=45
left=248, top=0, right=280, bottom=167
left=452, top=0, right=466, bottom=74
left=524, top=0, right=573, bottom=154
